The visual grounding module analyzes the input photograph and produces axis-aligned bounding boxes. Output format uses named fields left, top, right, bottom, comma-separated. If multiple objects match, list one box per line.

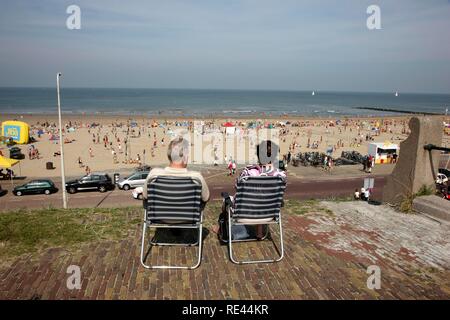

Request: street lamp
left=57, top=73, right=68, bottom=209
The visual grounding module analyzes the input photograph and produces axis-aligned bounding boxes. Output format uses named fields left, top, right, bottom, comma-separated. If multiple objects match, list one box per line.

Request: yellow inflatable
left=1, top=120, right=29, bottom=144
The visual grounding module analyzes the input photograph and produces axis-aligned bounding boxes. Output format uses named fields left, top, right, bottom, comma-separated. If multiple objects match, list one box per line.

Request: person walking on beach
left=367, top=155, right=373, bottom=173
left=392, top=153, right=398, bottom=164
left=89, top=147, right=93, bottom=158
left=227, top=159, right=233, bottom=176
left=362, top=156, right=367, bottom=172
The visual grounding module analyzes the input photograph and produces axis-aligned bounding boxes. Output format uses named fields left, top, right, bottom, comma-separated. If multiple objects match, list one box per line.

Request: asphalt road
left=0, top=175, right=387, bottom=211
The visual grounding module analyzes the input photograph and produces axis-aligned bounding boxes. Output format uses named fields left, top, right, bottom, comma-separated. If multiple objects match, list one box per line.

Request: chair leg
left=228, top=212, right=284, bottom=265
left=140, top=221, right=203, bottom=270
left=140, top=221, right=150, bottom=269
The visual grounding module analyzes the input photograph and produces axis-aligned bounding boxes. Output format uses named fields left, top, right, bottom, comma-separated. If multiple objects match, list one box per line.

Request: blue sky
left=0, top=0, right=450, bottom=93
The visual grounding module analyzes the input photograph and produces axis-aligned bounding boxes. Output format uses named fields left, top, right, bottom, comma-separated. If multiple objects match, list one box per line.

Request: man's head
left=167, top=136, right=189, bottom=168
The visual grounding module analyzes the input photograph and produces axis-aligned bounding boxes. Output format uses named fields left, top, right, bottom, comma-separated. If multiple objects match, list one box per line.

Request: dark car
left=439, top=168, right=450, bottom=178
left=13, top=179, right=58, bottom=196
left=66, top=173, right=115, bottom=194
left=0, top=184, right=6, bottom=196
left=9, top=146, right=25, bottom=160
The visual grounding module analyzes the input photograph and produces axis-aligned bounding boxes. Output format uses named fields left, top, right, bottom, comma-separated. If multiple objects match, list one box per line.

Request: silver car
left=117, top=171, right=149, bottom=190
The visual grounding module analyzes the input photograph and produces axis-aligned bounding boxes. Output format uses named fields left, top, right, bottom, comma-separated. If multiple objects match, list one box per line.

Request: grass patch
left=399, top=184, right=436, bottom=213
left=0, top=207, right=141, bottom=261
left=0, top=199, right=333, bottom=263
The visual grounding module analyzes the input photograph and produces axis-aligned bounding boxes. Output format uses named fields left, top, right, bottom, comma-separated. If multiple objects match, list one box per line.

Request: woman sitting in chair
left=216, top=140, right=286, bottom=239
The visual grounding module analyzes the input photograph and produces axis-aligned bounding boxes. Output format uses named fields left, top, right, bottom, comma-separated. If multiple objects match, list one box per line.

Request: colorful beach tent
left=1, top=120, right=29, bottom=144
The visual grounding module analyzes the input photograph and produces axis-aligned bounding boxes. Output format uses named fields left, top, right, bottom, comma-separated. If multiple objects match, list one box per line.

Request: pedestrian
left=360, top=187, right=366, bottom=200
left=227, top=160, right=233, bottom=176
left=232, top=160, right=237, bottom=175
left=392, top=153, right=398, bottom=163
left=89, top=147, right=93, bottom=158
left=354, top=188, right=360, bottom=200
left=364, top=188, right=370, bottom=201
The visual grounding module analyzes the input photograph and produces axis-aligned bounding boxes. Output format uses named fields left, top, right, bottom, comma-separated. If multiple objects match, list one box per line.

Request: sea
left=0, top=87, right=449, bottom=117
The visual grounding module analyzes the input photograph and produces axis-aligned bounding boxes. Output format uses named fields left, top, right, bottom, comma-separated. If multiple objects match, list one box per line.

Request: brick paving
left=0, top=202, right=449, bottom=299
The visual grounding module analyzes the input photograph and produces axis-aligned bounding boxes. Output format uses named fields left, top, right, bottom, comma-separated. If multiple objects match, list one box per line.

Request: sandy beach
left=1, top=113, right=448, bottom=179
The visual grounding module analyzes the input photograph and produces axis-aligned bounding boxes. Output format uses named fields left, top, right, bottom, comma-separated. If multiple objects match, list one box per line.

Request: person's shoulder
left=149, top=167, right=165, bottom=175
left=187, top=170, right=205, bottom=180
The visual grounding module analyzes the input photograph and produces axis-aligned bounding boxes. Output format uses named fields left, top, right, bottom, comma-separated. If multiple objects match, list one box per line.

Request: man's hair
left=167, top=136, right=189, bottom=163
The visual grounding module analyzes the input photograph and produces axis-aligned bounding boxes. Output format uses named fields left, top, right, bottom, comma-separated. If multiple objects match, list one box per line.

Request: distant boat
left=395, top=91, right=399, bottom=97
left=312, top=91, right=315, bottom=96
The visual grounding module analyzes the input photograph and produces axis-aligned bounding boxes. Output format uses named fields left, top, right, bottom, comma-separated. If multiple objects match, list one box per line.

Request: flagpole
left=57, top=73, right=68, bottom=209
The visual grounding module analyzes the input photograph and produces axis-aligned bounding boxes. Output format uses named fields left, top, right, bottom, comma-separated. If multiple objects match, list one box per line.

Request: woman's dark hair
left=256, top=140, right=279, bottom=165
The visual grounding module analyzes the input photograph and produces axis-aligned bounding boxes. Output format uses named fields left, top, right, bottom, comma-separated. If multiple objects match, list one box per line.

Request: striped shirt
left=143, top=166, right=210, bottom=202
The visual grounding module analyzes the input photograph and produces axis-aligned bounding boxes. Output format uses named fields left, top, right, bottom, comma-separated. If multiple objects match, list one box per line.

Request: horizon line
left=0, top=86, right=449, bottom=95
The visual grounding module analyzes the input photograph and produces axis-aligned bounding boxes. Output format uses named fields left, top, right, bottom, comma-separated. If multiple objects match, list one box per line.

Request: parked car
left=0, top=184, right=5, bottom=196
left=13, top=179, right=58, bottom=196
left=117, top=171, right=149, bottom=190
left=9, top=146, right=25, bottom=160
left=436, top=173, right=448, bottom=185
left=66, top=173, right=115, bottom=194
left=438, top=168, right=450, bottom=178
left=136, top=165, right=152, bottom=172
left=132, top=186, right=144, bottom=200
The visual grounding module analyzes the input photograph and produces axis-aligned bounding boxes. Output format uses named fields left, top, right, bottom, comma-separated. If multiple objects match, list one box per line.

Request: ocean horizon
left=0, top=87, right=449, bottom=117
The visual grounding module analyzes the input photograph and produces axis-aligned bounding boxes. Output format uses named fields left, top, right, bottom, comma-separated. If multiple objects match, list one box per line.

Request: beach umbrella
left=222, top=122, right=234, bottom=127
left=0, top=155, right=20, bottom=187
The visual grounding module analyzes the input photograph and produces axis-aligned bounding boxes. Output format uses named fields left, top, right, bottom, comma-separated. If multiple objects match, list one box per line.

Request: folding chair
left=140, top=176, right=204, bottom=269
left=225, top=175, right=286, bottom=264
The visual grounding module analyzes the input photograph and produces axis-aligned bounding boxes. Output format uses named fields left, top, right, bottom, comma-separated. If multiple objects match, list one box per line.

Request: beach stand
left=368, top=142, right=399, bottom=164
left=0, top=155, right=20, bottom=187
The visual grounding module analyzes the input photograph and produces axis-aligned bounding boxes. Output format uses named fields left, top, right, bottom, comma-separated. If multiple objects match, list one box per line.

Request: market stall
left=368, top=142, right=399, bottom=164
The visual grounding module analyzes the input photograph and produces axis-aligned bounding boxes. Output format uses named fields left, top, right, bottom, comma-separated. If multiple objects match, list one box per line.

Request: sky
left=0, top=0, right=450, bottom=93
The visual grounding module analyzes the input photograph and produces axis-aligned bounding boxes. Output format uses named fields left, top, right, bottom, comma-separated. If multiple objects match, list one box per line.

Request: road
left=0, top=174, right=387, bottom=211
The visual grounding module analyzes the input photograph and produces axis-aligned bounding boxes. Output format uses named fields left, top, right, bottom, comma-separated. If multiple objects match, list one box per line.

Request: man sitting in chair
left=142, top=136, right=210, bottom=206
left=217, top=140, right=286, bottom=239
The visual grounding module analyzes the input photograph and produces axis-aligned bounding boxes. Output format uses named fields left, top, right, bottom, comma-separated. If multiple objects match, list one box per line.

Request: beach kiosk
left=223, top=122, right=236, bottom=135
left=368, top=141, right=399, bottom=164
left=1, top=121, right=29, bottom=144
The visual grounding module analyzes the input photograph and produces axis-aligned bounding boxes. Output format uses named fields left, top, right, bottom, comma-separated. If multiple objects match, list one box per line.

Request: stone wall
left=382, top=116, right=443, bottom=206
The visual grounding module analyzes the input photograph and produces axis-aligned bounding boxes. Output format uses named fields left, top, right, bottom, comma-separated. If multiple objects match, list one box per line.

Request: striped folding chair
left=140, top=176, right=204, bottom=269
left=227, top=175, right=286, bottom=264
